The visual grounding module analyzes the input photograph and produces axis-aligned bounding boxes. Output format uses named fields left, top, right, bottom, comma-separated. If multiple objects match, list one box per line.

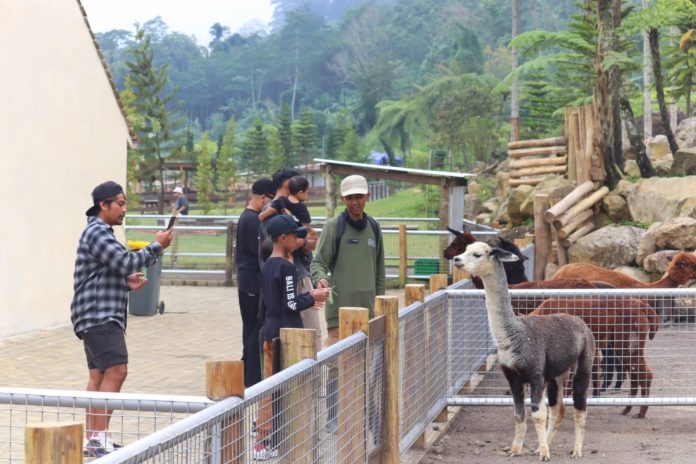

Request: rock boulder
left=675, top=116, right=696, bottom=148
left=568, top=224, right=644, bottom=268
left=671, top=147, right=696, bottom=176
left=627, top=176, right=696, bottom=223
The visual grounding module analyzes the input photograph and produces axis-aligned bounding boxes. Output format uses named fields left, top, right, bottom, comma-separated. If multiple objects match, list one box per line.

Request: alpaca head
left=453, top=241, right=519, bottom=277
left=443, top=226, right=477, bottom=259
left=666, top=252, right=696, bottom=284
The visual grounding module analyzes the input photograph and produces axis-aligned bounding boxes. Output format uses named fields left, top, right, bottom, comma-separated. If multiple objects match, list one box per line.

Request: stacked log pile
left=543, top=180, right=608, bottom=264
left=508, top=137, right=567, bottom=187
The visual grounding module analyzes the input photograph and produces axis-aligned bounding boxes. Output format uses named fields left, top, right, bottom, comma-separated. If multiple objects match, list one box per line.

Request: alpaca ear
left=490, top=247, right=520, bottom=262
left=447, top=227, right=462, bottom=236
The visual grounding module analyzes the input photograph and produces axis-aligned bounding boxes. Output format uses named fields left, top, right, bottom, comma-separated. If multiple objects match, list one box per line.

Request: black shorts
left=80, top=322, right=128, bottom=373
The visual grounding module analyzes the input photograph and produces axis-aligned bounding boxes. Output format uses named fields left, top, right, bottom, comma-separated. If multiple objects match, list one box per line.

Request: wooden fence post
left=405, top=283, right=426, bottom=306
left=375, top=296, right=399, bottom=464
left=533, top=194, right=551, bottom=280
left=205, top=360, right=245, bottom=463
left=453, top=267, right=471, bottom=283
left=429, top=274, right=448, bottom=294
left=280, top=328, right=317, bottom=463
left=338, top=307, right=369, bottom=463
left=225, top=221, right=235, bottom=286
left=399, top=224, right=408, bottom=287
left=25, top=422, right=83, bottom=464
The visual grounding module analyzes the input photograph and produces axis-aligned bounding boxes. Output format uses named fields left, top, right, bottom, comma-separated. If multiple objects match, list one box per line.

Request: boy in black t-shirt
left=258, top=175, right=311, bottom=225
left=254, top=214, right=329, bottom=460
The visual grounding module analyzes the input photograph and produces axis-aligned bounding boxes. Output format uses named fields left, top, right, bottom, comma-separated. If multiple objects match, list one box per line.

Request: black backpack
left=330, top=212, right=381, bottom=271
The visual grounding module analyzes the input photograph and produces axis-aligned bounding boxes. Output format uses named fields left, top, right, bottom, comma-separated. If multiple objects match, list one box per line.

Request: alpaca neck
left=479, top=263, right=524, bottom=347
left=645, top=274, right=679, bottom=288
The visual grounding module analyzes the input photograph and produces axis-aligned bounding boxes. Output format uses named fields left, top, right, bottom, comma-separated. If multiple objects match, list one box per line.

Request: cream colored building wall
left=0, top=0, right=130, bottom=338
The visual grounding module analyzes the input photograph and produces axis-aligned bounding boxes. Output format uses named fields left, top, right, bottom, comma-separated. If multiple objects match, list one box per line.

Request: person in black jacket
left=235, top=178, right=276, bottom=388
left=253, top=214, right=329, bottom=460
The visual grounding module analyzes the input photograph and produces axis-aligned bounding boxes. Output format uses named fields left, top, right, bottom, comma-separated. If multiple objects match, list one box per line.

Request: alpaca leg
left=545, top=376, right=566, bottom=447
left=503, top=368, right=526, bottom=456
left=600, top=347, right=612, bottom=391
left=572, top=408, right=587, bottom=458
left=636, top=363, right=653, bottom=419
left=530, top=381, right=550, bottom=461
left=621, top=367, right=638, bottom=416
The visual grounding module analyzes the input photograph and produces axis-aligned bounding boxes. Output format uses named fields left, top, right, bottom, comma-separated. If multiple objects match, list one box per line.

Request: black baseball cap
left=252, top=178, right=276, bottom=197
left=272, top=168, right=301, bottom=189
left=266, top=214, right=307, bottom=239
left=85, top=181, right=124, bottom=216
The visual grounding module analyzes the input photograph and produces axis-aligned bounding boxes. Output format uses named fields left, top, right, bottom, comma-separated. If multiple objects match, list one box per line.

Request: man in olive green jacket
left=311, top=175, right=386, bottom=346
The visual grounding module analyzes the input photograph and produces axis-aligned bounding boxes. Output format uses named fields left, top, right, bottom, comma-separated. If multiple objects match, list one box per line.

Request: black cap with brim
left=266, top=214, right=307, bottom=239
left=86, top=181, right=124, bottom=216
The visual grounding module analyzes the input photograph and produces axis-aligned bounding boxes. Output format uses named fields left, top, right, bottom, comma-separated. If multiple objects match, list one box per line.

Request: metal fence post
left=338, top=307, right=369, bottom=463
left=25, top=422, right=83, bottom=464
left=205, top=360, right=244, bottom=463
left=375, top=296, right=400, bottom=464
left=279, top=328, right=317, bottom=463
left=399, top=224, right=408, bottom=287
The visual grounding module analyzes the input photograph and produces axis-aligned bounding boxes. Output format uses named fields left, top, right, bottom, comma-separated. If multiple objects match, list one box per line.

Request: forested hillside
left=95, top=0, right=696, bottom=211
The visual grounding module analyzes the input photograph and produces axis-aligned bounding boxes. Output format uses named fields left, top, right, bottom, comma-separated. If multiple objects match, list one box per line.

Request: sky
left=80, top=0, right=275, bottom=46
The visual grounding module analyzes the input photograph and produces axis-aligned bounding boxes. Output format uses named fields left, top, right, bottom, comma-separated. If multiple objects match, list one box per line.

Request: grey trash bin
left=128, top=258, right=164, bottom=316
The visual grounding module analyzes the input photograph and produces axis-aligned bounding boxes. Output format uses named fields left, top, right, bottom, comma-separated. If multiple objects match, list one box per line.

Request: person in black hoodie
left=253, top=214, right=329, bottom=460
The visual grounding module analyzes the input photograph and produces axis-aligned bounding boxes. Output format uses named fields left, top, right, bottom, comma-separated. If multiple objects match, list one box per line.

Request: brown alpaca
left=552, top=252, right=696, bottom=288
left=509, top=279, right=616, bottom=315
left=530, top=298, right=658, bottom=418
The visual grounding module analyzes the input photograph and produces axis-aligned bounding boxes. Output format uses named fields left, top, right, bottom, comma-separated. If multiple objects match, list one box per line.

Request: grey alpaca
left=454, top=242, right=596, bottom=461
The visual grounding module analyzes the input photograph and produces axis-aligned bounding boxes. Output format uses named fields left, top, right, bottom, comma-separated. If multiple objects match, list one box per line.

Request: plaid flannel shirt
left=70, top=217, right=162, bottom=336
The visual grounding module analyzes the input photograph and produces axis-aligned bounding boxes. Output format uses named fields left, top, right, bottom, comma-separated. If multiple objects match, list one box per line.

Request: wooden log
left=205, top=360, right=245, bottom=464
left=399, top=224, right=407, bottom=287
left=429, top=274, right=448, bottom=293
left=338, top=308, right=369, bottom=464
left=225, top=221, right=235, bottom=286
left=510, top=165, right=566, bottom=178
left=561, top=221, right=595, bottom=248
left=508, top=145, right=567, bottom=158
left=563, top=186, right=609, bottom=220
left=25, top=422, right=83, bottom=464
left=556, top=239, right=569, bottom=267
left=280, top=329, right=317, bottom=464
left=533, top=194, right=551, bottom=281
left=379, top=296, right=399, bottom=464
left=507, top=136, right=565, bottom=150
left=556, top=209, right=594, bottom=239
left=543, top=180, right=595, bottom=223
left=453, top=267, right=470, bottom=283
left=405, top=284, right=425, bottom=306
left=553, top=206, right=591, bottom=230
left=509, top=156, right=567, bottom=169
left=325, top=165, right=336, bottom=218
left=509, top=177, right=544, bottom=187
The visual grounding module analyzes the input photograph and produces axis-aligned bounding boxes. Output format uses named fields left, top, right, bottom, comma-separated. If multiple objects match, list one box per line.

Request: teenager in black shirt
left=254, top=214, right=329, bottom=460
left=235, top=178, right=275, bottom=388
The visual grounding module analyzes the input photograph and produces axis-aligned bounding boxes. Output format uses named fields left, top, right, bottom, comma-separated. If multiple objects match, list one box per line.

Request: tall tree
left=293, top=108, right=318, bottom=167
left=649, top=27, right=680, bottom=154
left=277, top=104, right=293, bottom=166
left=217, top=118, right=238, bottom=197
left=126, top=26, right=183, bottom=213
left=195, top=133, right=216, bottom=213
left=241, top=119, right=270, bottom=176
left=643, top=0, right=653, bottom=137
left=511, top=0, right=521, bottom=141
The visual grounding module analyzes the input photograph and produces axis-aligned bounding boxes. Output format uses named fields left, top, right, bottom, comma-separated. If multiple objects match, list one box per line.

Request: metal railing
left=0, top=388, right=212, bottom=463
left=123, top=214, right=498, bottom=280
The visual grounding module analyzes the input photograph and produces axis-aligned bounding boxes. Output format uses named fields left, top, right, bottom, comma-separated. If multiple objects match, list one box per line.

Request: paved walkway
left=0, top=286, right=405, bottom=396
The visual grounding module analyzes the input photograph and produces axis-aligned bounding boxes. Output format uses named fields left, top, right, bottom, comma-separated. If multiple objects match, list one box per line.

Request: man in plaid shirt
left=71, top=181, right=173, bottom=457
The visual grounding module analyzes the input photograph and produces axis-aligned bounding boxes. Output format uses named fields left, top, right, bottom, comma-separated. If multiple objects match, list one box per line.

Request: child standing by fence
left=254, top=215, right=329, bottom=460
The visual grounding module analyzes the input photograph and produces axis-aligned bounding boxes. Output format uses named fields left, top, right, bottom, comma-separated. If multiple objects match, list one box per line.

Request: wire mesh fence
left=447, top=288, right=696, bottom=415
left=91, top=333, right=370, bottom=464
left=0, top=388, right=212, bottom=463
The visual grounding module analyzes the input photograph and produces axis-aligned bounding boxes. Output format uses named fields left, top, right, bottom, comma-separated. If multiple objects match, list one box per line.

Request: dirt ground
left=421, top=404, right=696, bottom=464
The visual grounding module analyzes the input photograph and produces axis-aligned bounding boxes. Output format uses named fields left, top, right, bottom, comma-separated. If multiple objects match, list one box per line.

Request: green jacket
left=310, top=212, right=386, bottom=329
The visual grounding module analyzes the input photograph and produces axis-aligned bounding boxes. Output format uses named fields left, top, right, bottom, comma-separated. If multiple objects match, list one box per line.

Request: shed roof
left=76, top=0, right=136, bottom=144
left=313, top=158, right=474, bottom=186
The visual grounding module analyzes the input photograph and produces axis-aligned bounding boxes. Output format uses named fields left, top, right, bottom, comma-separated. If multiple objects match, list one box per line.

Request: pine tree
left=217, top=118, right=237, bottom=195
left=338, top=127, right=361, bottom=162
left=292, top=108, right=317, bottom=167
left=195, top=133, right=216, bottom=214
left=241, top=119, right=270, bottom=176
left=277, top=103, right=294, bottom=166
left=126, top=26, right=182, bottom=213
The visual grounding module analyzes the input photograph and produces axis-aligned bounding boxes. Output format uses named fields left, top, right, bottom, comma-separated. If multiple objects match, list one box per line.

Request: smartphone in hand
left=167, top=216, right=177, bottom=230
